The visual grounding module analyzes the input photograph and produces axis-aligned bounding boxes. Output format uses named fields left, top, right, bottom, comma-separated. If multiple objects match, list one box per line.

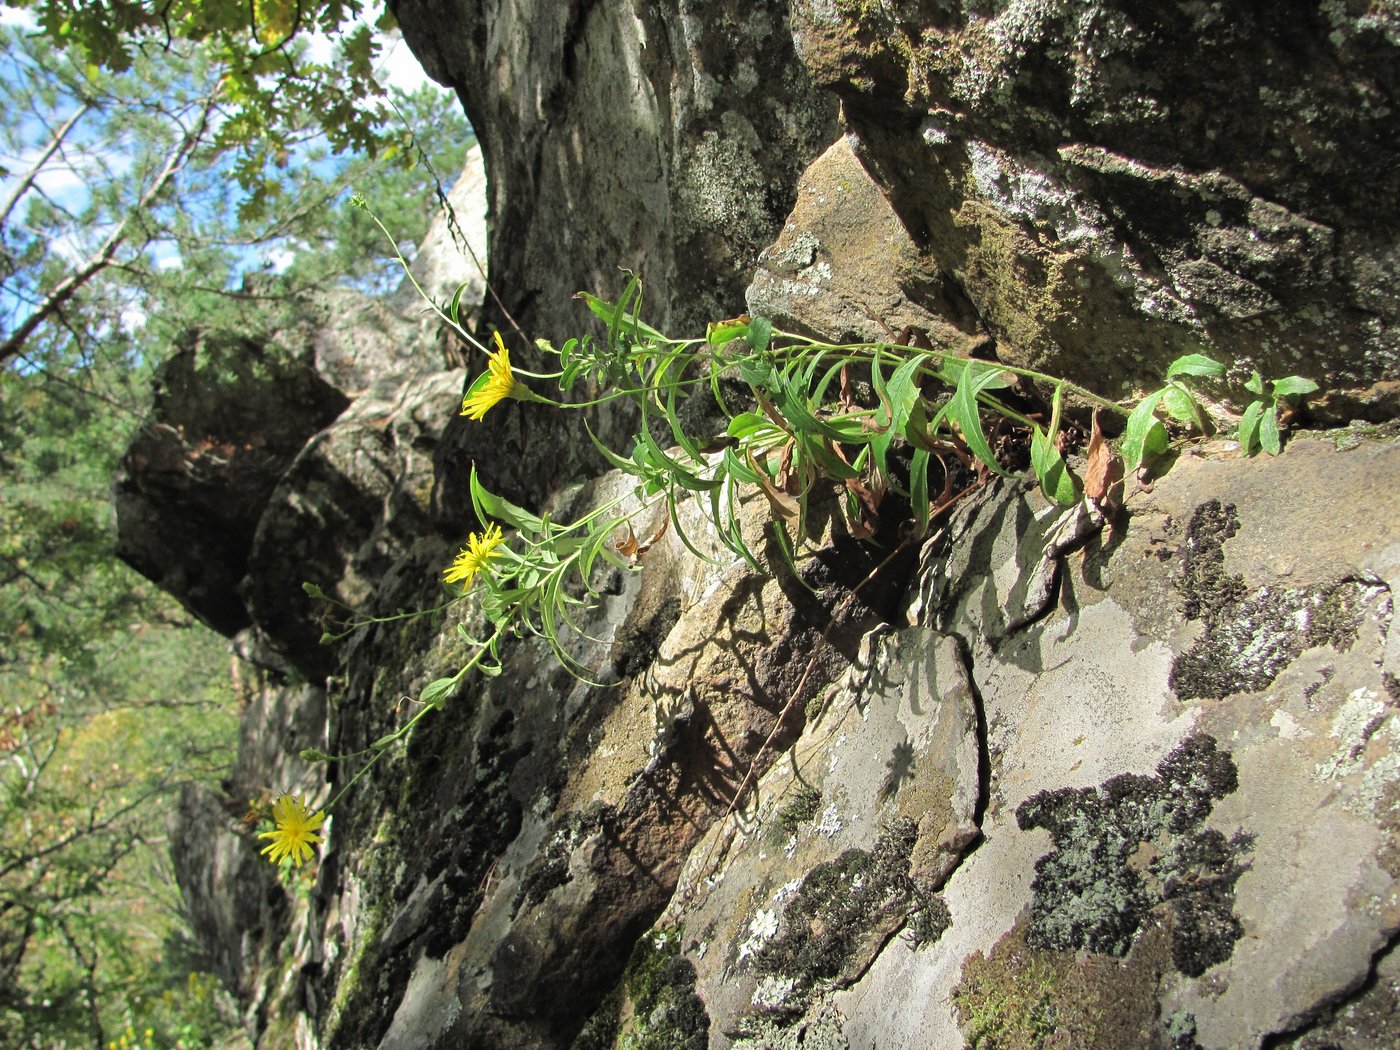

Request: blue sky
left=0, top=3, right=444, bottom=340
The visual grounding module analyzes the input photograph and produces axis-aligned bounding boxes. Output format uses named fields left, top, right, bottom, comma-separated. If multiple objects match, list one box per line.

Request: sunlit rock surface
left=118, top=2, right=1400, bottom=1048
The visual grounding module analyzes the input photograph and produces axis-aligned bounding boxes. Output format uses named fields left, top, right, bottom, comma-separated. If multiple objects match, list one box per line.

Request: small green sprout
left=1237, top=371, right=1320, bottom=456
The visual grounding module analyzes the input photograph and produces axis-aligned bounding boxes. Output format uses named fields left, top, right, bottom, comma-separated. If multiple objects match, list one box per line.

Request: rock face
left=782, top=1, right=1400, bottom=421
left=122, top=4, right=1400, bottom=1050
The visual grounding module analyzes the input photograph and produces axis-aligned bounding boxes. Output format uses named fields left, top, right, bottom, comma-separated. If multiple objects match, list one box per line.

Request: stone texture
left=785, top=0, right=1400, bottom=419
left=114, top=330, right=350, bottom=635
left=142, top=4, right=1400, bottom=1050
left=240, top=368, right=461, bottom=678
left=747, top=134, right=988, bottom=353
left=390, top=144, right=490, bottom=338
left=391, top=0, right=840, bottom=527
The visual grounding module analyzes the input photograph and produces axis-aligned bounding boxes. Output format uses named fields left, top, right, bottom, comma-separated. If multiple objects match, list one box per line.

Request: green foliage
left=12, top=0, right=409, bottom=207
left=296, top=212, right=1326, bottom=894
left=1237, top=371, right=1320, bottom=456
left=0, top=357, right=241, bottom=1048
left=1120, top=353, right=1226, bottom=472
left=0, top=16, right=472, bottom=1045
left=0, top=23, right=472, bottom=373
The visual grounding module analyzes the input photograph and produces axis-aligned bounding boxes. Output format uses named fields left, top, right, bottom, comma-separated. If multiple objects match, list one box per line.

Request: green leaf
left=1270, top=375, right=1320, bottom=398
left=1165, top=354, right=1226, bottom=379
left=586, top=421, right=645, bottom=475
left=1121, top=390, right=1169, bottom=471
left=1259, top=403, right=1282, bottom=455
left=948, top=361, right=1012, bottom=476
left=737, top=354, right=778, bottom=392
left=574, top=287, right=667, bottom=343
left=707, top=316, right=750, bottom=346
left=1030, top=426, right=1079, bottom=505
left=726, top=412, right=777, bottom=440
left=870, top=353, right=925, bottom=482
left=722, top=446, right=762, bottom=484
left=448, top=280, right=473, bottom=328
left=910, top=447, right=931, bottom=536
left=776, top=371, right=861, bottom=445
left=1243, top=370, right=1266, bottom=396
left=419, top=676, right=458, bottom=709
left=469, top=466, right=544, bottom=534
left=1236, top=399, right=1265, bottom=456
left=747, top=316, right=773, bottom=354
left=1160, top=382, right=1204, bottom=430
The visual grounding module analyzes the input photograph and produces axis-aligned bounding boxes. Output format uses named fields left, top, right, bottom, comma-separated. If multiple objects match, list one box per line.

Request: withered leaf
left=1083, top=410, right=1125, bottom=513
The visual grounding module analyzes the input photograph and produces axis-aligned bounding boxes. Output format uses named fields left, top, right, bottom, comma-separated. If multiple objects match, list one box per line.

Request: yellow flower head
left=461, top=332, right=528, bottom=420
left=258, top=795, right=325, bottom=867
left=443, top=522, right=506, bottom=587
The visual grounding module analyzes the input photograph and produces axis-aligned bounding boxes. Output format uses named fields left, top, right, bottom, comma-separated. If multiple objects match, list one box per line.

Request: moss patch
left=1169, top=499, right=1369, bottom=700
left=952, top=923, right=1188, bottom=1050
left=1016, top=733, right=1249, bottom=977
left=775, top=784, right=823, bottom=836
left=750, top=819, right=947, bottom=1023
left=572, top=927, right=709, bottom=1050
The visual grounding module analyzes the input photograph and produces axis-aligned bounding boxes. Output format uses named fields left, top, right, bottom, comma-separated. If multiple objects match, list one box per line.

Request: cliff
left=120, top=5, right=1400, bottom=1048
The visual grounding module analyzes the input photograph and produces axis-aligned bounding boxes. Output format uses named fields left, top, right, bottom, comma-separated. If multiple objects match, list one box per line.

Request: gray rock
left=786, top=1, right=1400, bottom=419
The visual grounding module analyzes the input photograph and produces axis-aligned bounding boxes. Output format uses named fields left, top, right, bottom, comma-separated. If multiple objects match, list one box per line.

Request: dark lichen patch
left=750, top=819, right=942, bottom=1021
left=1016, top=733, right=1249, bottom=976
left=1169, top=499, right=1371, bottom=700
left=517, top=802, right=613, bottom=911
left=1178, top=499, right=1245, bottom=619
left=613, top=927, right=709, bottom=1050
left=951, top=922, right=1177, bottom=1050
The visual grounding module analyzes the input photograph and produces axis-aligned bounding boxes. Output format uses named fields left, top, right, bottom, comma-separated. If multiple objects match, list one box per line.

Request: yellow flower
left=258, top=795, right=325, bottom=867
left=443, top=522, right=506, bottom=587
left=461, top=332, right=530, bottom=420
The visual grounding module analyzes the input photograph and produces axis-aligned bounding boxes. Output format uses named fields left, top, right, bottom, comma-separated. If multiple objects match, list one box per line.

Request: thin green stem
left=320, top=622, right=508, bottom=813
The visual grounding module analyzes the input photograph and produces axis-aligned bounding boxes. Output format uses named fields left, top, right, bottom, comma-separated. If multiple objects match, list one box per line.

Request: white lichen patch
left=1270, top=709, right=1307, bottom=741
left=751, top=975, right=796, bottom=1009
left=815, top=803, right=843, bottom=838
left=736, top=908, right=780, bottom=964
left=774, top=877, right=802, bottom=903
left=1316, top=688, right=1392, bottom=781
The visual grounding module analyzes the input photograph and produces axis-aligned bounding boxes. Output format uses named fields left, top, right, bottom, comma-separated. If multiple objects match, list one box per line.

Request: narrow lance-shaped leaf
left=1236, top=399, right=1265, bottom=457
left=948, top=361, right=1013, bottom=476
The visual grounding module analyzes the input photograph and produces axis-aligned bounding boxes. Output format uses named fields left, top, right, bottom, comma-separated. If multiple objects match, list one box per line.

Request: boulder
left=113, top=330, right=349, bottom=636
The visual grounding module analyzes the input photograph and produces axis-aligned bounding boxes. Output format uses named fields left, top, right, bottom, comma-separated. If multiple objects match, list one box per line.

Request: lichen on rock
left=1016, top=733, right=1248, bottom=976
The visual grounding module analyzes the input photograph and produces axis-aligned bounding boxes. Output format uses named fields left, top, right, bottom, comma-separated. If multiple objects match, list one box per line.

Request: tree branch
left=0, top=89, right=219, bottom=366
left=0, top=101, right=92, bottom=234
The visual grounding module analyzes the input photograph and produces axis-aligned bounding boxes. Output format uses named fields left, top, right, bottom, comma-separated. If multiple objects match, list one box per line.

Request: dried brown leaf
left=1083, top=410, right=1124, bottom=514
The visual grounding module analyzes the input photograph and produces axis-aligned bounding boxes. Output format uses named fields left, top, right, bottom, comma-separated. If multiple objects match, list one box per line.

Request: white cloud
left=147, top=240, right=182, bottom=271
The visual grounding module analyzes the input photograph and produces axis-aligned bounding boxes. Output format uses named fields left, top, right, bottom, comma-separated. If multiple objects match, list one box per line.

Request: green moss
left=618, top=927, right=709, bottom=1050
left=953, top=948, right=1067, bottom=1050
left=775, top=784, right=823, bottom=835
left=1323, top=418, right=1400, bottom=451
left=951, top=918, right=1199, bottom=1050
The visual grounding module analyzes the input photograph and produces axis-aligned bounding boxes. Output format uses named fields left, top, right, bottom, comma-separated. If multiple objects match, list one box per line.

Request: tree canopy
left=0, top=4, right=473, bottom=1044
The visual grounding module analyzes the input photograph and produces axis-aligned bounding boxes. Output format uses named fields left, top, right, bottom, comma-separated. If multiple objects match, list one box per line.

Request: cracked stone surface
left=588, top=437, right=1399, bottom=1050
left=656, top=626, right=981, bottom=1040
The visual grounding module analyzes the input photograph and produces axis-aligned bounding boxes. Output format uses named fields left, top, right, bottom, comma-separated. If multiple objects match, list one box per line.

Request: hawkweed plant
left=264, top=201, right=1322, bottom=871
